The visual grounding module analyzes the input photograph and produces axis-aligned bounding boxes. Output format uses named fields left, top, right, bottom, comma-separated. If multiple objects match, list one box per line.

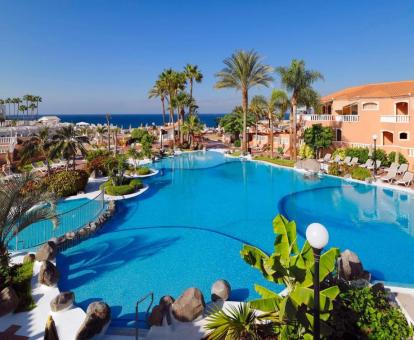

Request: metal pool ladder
left=135, top=292, right=154, bottom=340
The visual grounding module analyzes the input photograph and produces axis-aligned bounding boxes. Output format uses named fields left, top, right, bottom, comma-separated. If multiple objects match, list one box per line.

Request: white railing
left=302, top=114, right=334, bottom=122
left=302, top=114, right=359, bottom=123
left=380, top=115, right=410, bottom=123
left=0, top=136, right=17, bottom=144
left=335, top=115, right=360, bottom=122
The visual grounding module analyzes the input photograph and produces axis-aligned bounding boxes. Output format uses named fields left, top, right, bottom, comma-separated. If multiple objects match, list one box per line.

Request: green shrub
left=87, top=155, right=111, bottom=176
left=333, top=147, right=346, bottom=160
left=298, top=144, right=314, bottom=159
left=102, top=178, right=143, bottom=196
left=11, top=262, right=35, bottom=312
left=253, top=156, right=295, bottom=167
left=388, top=151, right=408, bottom=165
left=372, top=149, right=388, bottom=166
left=234, top=139, right=241, bottom=147
left=351, top=167, right=372, bottom=181
left=47, top=170, right=89, bottom=197
left=328, top=163, right=341, bottom=176
left=329, top=285, right=413, bottom=339
left=137, top=167, right=151, bottom=175
left=345, top=147, right=370, bottom=163
left=86, top=149, right=112, bottom=162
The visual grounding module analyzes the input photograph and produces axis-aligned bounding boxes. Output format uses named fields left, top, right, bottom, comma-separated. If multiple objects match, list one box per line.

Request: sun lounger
left=329, top=155, right=341, bottom=163
left=395, top=172, right=414, bottom=187
left=396, top=163, right=408, bottom=175
left=367, top=160, right=381, bottom=170
left=360, top=159, right=373, bottom=168
left=348, top=157, right=359, bottom=166
left=380, top=169, right=397, bottom=183
left=384, top=162, right=398, bottom=173
left=340, top=156, right=351, bottom=165
left=318, top=153, right=331, bottom=163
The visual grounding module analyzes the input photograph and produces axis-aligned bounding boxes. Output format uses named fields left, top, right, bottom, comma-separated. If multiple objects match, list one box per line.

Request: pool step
left=395, top=293, right=414, bottom=325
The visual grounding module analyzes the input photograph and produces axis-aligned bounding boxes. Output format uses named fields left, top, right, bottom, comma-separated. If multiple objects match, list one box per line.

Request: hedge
left=351, top=167, right=372, bottom=181
left=137, top=167, right=151, bottom=175
left=102, top=178, right=143, bottom=196
left=47, top=170, right=89, bottom=197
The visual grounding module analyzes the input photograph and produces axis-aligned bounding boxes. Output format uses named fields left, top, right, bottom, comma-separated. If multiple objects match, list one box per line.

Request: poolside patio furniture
left=329, top=155, right=341, bottom=163
left=396, top=163, right=408, bottom=175
left=384, top=162, right=398, bottom=173
left=380, top=169, right=397, bottom=183
left=360, top=159, right=373, bottom=168
left=367, top=160, right=381, bottom=170
left=348, top=157, right=359, bottom=166
left=318, top=153, right=331, bottom=163
left=395, top=172, right=414, bottom=187
left=340, top=156, right=351, bottom=165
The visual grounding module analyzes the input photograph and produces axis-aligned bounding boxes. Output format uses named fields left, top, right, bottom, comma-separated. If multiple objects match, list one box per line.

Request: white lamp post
left=306, top=223, right=329, bottom=340
left=372, top=134, right=378, bottom=178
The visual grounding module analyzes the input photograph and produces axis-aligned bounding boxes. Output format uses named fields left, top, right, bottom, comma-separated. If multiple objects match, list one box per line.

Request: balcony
left=380, top=115, right=410, bottom=123
left=302, top=114, right=359, bottom=123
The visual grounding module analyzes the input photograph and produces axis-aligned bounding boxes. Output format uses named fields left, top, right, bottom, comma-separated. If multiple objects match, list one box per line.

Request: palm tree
left=20, top=127, right=58, bottom=176
left=23, top=94, right=32, bottom=117
left=276, top=59, right=323, bottom=160
left=19, top=104, right=28, bottom=117
left=33, top=96, right=42, bottom=117
left=5, top=98, right=11, bottom=116
left=0, top=173, right=57, bottom=274
left=53, top=125, right=88, bottom=170
left=14, top=98, right=22, bottom=118
left=148, top=79, right=168, bottom=125
left=249, top=95, right=267, bottom=143
left=215, top=50, right=274, bottom=154
left=184, top=64, right=203, bottom=114
left=171, top=91, right=195, bottom=143
left=159, top=69, right=186, bottom=146
left=96, top=125, right=107, bottom=146
left=182, top=114, right=203, bottom=147
left=29, top=103, right=37, bottom=116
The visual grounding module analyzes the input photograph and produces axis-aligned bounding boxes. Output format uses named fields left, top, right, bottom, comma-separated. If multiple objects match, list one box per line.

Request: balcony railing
left=380, top=115, right=410, bottom=123
left=302, top=114, right=359, bottom=123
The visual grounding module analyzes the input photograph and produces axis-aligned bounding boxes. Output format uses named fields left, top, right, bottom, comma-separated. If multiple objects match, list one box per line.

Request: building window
left=362, top=102, right=378, bottom=110
left=399, top=132, right=408, bottom=140
left=335, top=129, right=342, bottom=141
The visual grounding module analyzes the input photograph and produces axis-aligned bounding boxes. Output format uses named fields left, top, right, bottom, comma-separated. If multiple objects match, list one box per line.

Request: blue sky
left=0, top=0, right=413, bottom=114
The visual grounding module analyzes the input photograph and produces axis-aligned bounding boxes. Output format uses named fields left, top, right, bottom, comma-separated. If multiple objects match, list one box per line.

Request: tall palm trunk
left=169, top=95, right=175, bottom=148
left=242, top=87, right=248, bottom=154
left=161, top=97, right=166, bottom=126
left=290, top=95, right=298, bottom=160
left=269, top=112, right=274, bottom=158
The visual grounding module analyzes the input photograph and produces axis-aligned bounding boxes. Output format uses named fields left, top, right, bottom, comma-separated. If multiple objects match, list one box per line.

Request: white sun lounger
left=384, top=162, right=398, bottom=173
left=395, top=172, right=414, bottom=187
left=329, top=155, right=341, bottom=163
left=348, top=157, right=359, bottom=166
left=340, top=156, right=351, bottom=165
left=396, top=163, right=408, bottom=175
left=318, top=153, right=331, bottom=163
left=367, top=160, right=381, bottom=170
left=380, top=169, right=397, bottom=183
left=360, top=159, right=373, bottom=168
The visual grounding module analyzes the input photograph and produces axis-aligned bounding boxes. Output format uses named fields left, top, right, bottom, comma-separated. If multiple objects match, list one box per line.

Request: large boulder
left=338, top=249, right=371, bottom=281
left=76, top=301, right=111, bottom=340
left=35, top=241, right=57, bottom=261
left=295, top=159, right=320, bottom=172
left=149, top=295, right=175, bottom=326
left=23, top=253, right=35, bottom=264
left=0, top=286, right=19, bottom=316
left=211, top=279, right=231, bottom=302
left=50, top=291, right=75, bottom=312
left=39, top=261, right=60, bottom=286
left=172, top=288, right=205, bottom=322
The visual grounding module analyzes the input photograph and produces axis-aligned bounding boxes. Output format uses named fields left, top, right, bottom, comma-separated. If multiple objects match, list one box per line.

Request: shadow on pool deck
left=57, top=234, right=180, bottom=290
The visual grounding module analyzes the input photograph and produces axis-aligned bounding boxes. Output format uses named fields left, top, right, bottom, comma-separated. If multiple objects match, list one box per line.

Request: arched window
left=362, top=102, right=378, bottom=110
left=399, top=132, right=408, bottom=140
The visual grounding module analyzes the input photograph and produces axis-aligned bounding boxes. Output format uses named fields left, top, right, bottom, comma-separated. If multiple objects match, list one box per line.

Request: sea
left=51, top=113, right=225, bottom=128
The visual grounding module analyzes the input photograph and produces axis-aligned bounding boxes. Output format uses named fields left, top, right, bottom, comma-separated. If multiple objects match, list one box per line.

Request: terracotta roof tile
left=322, top=80, right=414, bottom=102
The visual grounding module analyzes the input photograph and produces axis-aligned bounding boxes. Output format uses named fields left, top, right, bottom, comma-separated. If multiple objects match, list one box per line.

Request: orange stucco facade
left=302, top=81, right=414, bottom=167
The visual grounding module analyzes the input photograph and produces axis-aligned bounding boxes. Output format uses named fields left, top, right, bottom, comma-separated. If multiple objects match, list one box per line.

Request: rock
left=371, top=282, right=386, bottom=294
left=0, top=286, right=19, bottom=316
left=78, top=228, right=87, bottom=237
left=89, top=223, right=97, bottom=232
left=44, top=315, right=59, bottom=340
left=295, top=159, right=320, bottom=172
left=23, top=253, right=35, bottom=264
left=349, top=279, right=370, bottom=288
left=65, top=232, right=76, bottom=240
left=50, top=291, right=74, bottom=312
left=49, top=237, right=58, bottom=245
left=76, top=301, right=111, bottom=340
left=211, top=279, right=231, bottom=302
left=172, top=288, right=205, bottom=322
left=338, top=249, right=371, bottom=281
left=39, top=261, right=60, bottom=286
left=35, top=241, right=57, bottom=261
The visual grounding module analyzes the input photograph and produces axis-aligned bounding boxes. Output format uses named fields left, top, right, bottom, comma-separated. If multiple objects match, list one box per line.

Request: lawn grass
left=11, top=261, right=36, bottom=312
left=253, top=156, right=295, bottom=168
left=228, top=151, right=242, bottom=157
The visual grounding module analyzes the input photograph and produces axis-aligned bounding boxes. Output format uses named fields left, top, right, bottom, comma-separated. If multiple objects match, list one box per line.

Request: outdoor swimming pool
left=57, top=151, right=414, bottom=325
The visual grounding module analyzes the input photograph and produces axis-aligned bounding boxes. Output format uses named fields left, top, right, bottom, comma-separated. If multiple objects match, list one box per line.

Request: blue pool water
left=57, top=151, right=414, bottom=324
